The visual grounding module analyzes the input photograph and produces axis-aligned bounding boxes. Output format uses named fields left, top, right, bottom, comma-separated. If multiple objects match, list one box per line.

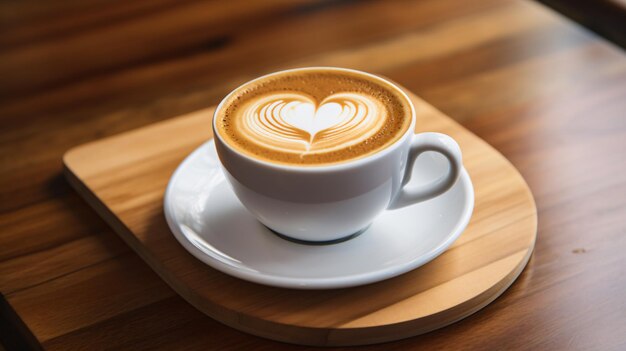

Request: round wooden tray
left=64, top=92, right=537, bottom=346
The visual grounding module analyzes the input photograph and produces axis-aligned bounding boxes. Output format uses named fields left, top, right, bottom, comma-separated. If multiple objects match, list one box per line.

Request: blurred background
left=0, top=0, right=623, bottom=130
left=0, top=0, right=623, bottom=127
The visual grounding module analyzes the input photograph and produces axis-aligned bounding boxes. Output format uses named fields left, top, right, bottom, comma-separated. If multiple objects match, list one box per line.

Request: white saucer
left=164, top=141, right=474, bottom=289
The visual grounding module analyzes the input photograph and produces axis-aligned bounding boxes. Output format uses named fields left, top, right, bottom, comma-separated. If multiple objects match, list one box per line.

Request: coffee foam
left=215, top=69, right=412, bottom=166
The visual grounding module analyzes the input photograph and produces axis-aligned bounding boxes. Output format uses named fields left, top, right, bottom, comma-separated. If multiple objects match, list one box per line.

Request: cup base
left=265, top=225, right=370, bottom=246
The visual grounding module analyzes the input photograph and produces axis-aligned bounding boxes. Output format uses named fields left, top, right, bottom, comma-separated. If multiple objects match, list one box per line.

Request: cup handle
left=388, top=132, right=463, bottom=210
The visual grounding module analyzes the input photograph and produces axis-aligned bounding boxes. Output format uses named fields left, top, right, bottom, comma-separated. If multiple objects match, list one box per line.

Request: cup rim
left=212, top=66, right=416, bottom=173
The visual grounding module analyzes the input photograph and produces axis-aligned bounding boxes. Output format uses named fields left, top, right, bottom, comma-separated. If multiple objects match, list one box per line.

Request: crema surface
left=215, top=69, right=412, bottom=165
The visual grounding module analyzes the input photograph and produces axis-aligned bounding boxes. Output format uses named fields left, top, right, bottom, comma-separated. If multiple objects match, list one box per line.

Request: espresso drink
left=214, top=68, right=413, bottom=166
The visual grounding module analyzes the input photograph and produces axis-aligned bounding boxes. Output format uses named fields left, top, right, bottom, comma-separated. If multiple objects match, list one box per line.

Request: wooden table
left=1, top=0, right=625, bottom=349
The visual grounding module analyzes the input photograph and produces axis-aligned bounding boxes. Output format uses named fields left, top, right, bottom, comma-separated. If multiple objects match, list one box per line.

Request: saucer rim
left=164, top=141, right=474, bottom=289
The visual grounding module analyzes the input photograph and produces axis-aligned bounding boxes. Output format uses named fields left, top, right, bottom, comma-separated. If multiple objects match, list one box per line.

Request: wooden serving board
left=63, top=91, right=537, bottom=346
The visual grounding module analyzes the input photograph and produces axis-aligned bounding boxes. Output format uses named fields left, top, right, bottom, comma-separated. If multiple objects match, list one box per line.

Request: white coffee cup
left=213, top=67, right=463, bottom=243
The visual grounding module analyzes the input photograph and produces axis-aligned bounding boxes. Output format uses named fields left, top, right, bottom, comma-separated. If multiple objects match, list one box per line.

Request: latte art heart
left=215, top=68, right=412, bottom=165
left=239, top=92, right=386, bottom=153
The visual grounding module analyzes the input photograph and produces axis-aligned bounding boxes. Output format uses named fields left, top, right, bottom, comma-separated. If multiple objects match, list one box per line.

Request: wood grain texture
left=1, top=0, right=626, bottom=349
left=62, top=91, right=537, bottom=346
